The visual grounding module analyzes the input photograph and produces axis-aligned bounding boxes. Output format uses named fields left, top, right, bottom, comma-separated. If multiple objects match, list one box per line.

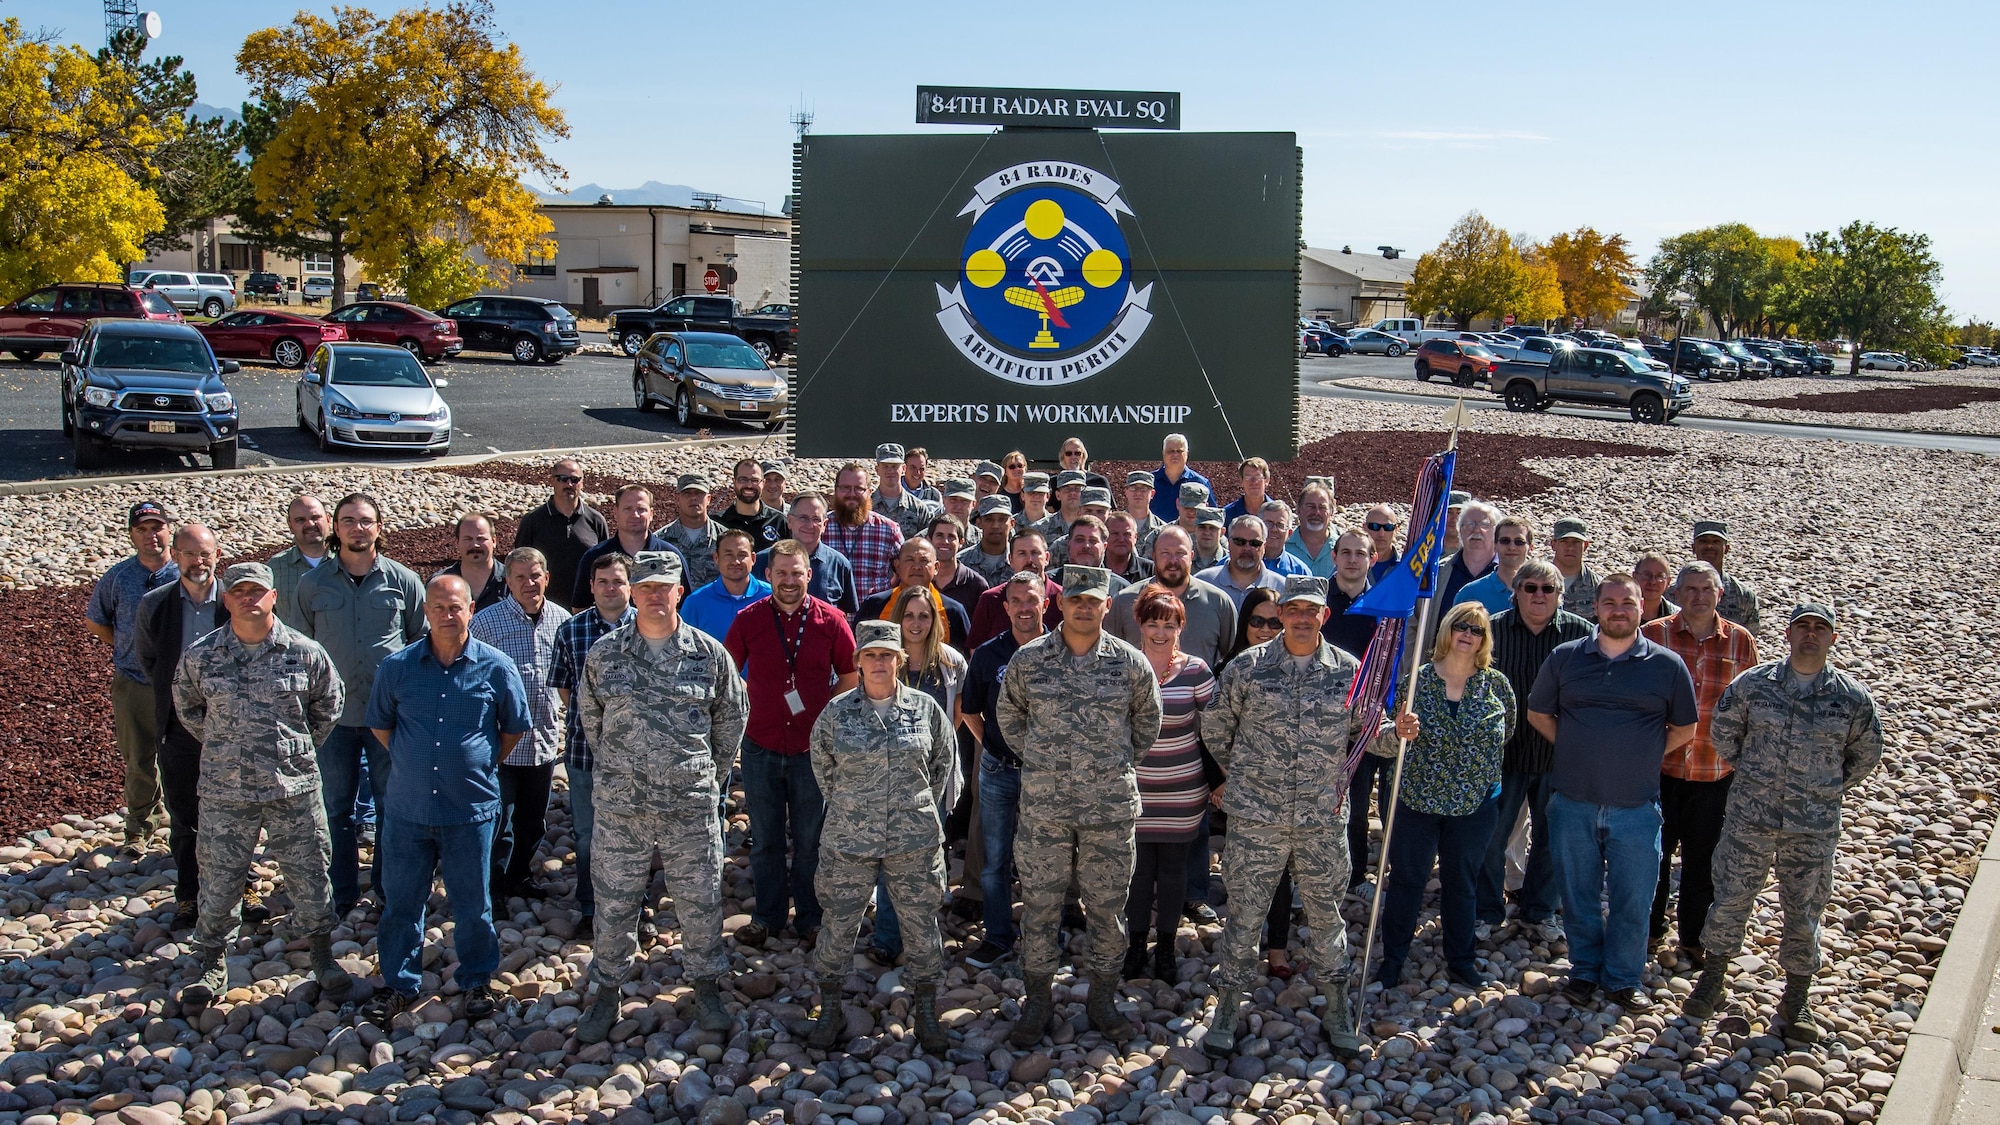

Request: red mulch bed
left=1733, top=384, right=2000, bottom=414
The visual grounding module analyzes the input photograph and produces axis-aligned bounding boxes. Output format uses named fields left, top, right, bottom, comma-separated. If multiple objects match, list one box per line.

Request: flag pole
left=1353, top=398, right=1467, bottom=1036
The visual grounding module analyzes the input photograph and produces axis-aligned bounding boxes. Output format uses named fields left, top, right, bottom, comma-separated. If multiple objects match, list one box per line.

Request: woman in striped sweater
left=1123, top=588, right=1217, bottom=983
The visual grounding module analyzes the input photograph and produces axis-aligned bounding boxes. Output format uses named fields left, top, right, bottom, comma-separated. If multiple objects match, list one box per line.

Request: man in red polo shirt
left=724, top=540, right=858, bottom=947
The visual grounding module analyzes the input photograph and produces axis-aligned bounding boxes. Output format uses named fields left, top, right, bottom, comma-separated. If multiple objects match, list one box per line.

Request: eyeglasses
left=1247, top=615, right=1283, bottom=629
left=1365, top=522, right=1397, bottom=532
left=553, top=474, right=582, bottom=484
left=1451, top=621, right=1488, bottom=638
left=1517, top=582, right=1559, bottom=595
left=1231, top=537, right=1264, bottom=548
left=1496, top=536, right=1529, bottom=546
left=338, top=517, right=378, bottom=528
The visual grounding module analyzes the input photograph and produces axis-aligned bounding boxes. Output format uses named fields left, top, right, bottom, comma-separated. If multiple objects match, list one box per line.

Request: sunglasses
left=1247, top=615, right=1283, bottom=629
left=1451, top=621, right=1488, bottom=638
left=1495, top=536, right=1529, bottom=546
left=1517, top=582, right=1559, bottom=595
left=1365, top=522, right=1398, bottom=532
left=1231, top=537, right=1264, bottom=548
left=553, top=474, right=582, bottom=484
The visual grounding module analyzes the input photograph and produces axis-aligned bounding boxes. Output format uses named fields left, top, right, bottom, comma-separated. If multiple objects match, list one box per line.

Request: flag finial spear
left=1443, top=397, right=1468, bottom=451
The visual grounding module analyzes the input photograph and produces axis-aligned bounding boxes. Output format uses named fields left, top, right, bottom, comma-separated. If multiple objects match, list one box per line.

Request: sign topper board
left=792, top=128, right=1301, bottom=461
left=915, top=85, right=1181, bottom=130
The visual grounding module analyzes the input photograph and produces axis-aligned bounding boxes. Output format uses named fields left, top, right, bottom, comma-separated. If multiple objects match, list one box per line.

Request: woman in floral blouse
left=1373, top=601, right=1516, bottom=989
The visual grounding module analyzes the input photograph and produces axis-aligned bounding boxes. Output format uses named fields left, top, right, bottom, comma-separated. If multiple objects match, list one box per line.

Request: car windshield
left=331, top=352, right=431, bottom=387
left=1462, top=344, right=1494, bottom=358
left=1612, top=353, right=1651, bottom=373
left=90, top=335, right=212, bottom=373
left=1697, top=343, right=1727, bottom=358
left=686, top=341, right=765, bottom=369
left=139, top=292, right=177, bottom=315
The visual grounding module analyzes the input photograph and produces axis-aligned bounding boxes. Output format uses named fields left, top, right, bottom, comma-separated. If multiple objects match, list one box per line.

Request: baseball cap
left=1124, top=470, right=1154, bottom=489
left=629, top=551, right=683, bottom=586
left=128, top=501, right=171, bottom=528
left=1197, top=506, right=1226, bottom=528
left=1023, top=472, right=1051, bottom=494
left=875, top=442, right=906, bottom=464
left=942, top=478, right=976, bottom=500
left=221, top=562, right=274, bottom=591
left=1080, top=487, right=1113, bottom=509
left=1447, top=490, right=1471, bottom=508
left=1178, top=482, right=1210, bottom=506
left=976, top=496, right=1012, bottom=518
left=1693, top=520, right=1730, bottom=542
left=854, top=619, right=903, bottom=653
left=1552, top=517, right=1590, bottom=541
left=1060, top=565, right=1112, bottom=601
left=1788, top=603, right=1836, bottom=629
left=1053, top=470, right=1087, bottom=490
left=761, top=460, right=788, bottom=479
left=675, top=473, right=711, bottom=493
left=973, top=460, right=1003, bottom=482
left=1281, top=576, right=1329, bottom=606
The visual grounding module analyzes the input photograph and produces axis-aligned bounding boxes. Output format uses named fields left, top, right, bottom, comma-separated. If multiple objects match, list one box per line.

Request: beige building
left=1300, top=245, right=1416, bottom=326
left=494, top=202, right=792, bottom=316
left=132, top=215, right=364, bottom=297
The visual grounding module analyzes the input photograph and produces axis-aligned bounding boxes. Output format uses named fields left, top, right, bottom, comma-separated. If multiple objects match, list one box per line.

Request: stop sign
left=1503, top=313, right=1515, bottom=326
left=702, top=269, right=721, bottom=293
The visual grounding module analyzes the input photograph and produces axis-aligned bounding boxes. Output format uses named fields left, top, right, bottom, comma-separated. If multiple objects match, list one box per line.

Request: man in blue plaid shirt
left=549, top=550, right=637, bottom=938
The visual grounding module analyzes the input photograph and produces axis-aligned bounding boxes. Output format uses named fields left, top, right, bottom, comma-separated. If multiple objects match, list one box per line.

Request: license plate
left=740, top=401, right=756, bottom=411
left=148, top=421, right=174, bottom=433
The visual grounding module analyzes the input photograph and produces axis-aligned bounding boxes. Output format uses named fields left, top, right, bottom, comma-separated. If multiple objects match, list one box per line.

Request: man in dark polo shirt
left=1319, top=529, right=1377, bottom=659
left=513, top=460, right=607, bottom=612
left=958, top=572, right=1048, bottom=969
left=1528, top=572, right=1697, bottom=1012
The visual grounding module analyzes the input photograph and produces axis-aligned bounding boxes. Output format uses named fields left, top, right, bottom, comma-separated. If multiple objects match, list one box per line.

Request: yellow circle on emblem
left=1023, top=199, right=1066, bottom=241
left=965, top=248, right=1007, bottom=289
left=1082, top=249, right=1123, bottom=288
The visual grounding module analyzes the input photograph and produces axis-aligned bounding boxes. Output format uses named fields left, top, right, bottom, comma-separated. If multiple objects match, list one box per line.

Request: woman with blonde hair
left=1372, top=600, right=1516, bottom=989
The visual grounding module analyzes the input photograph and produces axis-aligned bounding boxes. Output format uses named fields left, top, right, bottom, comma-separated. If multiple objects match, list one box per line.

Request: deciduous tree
left=1645, top=223, right=1776, bottom=339
left=1542, top=227, right=1636, bottom=326
left=1780, top=221, right=1950, bottom=375
left=1408, top=212, right=1554, bottom=330
left=236, top=1, right=567, bottom=307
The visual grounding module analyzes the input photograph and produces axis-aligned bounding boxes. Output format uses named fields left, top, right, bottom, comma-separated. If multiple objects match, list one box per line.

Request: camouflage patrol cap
left=1023, top=472, right=1051, bottom=493
left=1448, top=490, right=1471, bottom=508
left=1196, top=506, right=1226, bottom=528
left=1178, top=482, right=1211, bottom=506
left=760, top=460, right=788, bottom=479
left=1788, top=603, right=1836, bottom=629
left=942, top=478, right=976, bottom=500
left=629, top=551, right=682, bottom=586
left=1060, top=565, right=1112, bottom=601
left=221, top=562, right=275, bottom=591
left=1693, top=520, right=1730, bottom=542
left=973, top=460, right=1004, bottom=482
left=674, top=473, right=711, bottom=493
left=1124, top=470, right=1154, bottom=489
left=1080, top=487, right=1113, bottom=509
left=976, top=496, right=1012, bottom=518
left=854, top=618, right=903, bottom=653
left=1280, top=575, right=1329, bottom=606
left=1053, top=470, right=1087, bottom=490
left=875, top=443, right=906, bottom=464
left=1552, top=517, right=1590, bottom=541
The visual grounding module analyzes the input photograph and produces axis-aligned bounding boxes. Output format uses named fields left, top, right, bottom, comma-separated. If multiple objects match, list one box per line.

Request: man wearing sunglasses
left=1196, top=516, right=1287, bottom=610
left=1456, top=516, right=1537, bottom=616
left=1364, top=504, right=1403, bottom=583
left=513, top=459, right=609, bottom=612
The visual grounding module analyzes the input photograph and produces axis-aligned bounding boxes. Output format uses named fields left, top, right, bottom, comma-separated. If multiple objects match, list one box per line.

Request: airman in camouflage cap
left=942, top=478, right=977, bottom=501
left=1080, top=486, right=1113, bottom=510
left=661, top=481, right=727, bottom=590
left=1178, top=481, right=1211, bottom=507
left=1673, top=520, right=1762, bottom=632
left=1023, top=471, right=1051, bottom=493
left=1061, top=565, right=1112, bottom=601
left=1054, top=469, right=1087, bottom=491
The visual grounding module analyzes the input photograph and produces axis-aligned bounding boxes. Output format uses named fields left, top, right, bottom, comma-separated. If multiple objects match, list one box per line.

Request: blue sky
left=14, top=0, right=1998, bottom=320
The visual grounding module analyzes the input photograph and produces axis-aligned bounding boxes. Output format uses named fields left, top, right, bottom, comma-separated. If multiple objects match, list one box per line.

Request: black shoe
left=963, top=940, right=1011, bottom=969
left=1183, top=902, right=1219, bottom=925
left=461, top=984, right=500, bottom=1021
left=1152, top=942, right=1177, bottom=983
left=363, top=989, right=415, bottom=1028
left=735, top=920, right=772, bottom=948
left=1446, top=963, right=1489, bottom=989
left=171, top=901, right=198, bottom=933
left=1374, top=958, right=1405, bottom=988
left=1563, top=976, right=1598, bottom=1003
left=333, top=900, right=358, bottom=918
left=512, top=881, right=548, bottom=902
left=1606, top=986, right=1653, bottom=1012
left=866, top=945, right=901, bottom=968
left=1122, top=941, right=1148, bottom=980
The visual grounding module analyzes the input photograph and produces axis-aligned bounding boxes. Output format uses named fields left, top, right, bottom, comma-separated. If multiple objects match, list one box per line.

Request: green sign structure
left=792, top=124, right=1300, bottom=461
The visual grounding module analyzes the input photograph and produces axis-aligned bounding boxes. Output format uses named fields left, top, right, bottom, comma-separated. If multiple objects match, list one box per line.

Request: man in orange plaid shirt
left=1641, top=561, right=1758, bottom=969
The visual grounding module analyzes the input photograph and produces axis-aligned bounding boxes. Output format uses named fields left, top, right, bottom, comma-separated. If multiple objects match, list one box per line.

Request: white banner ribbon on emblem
left=957, top=162, right=1134, bottom=221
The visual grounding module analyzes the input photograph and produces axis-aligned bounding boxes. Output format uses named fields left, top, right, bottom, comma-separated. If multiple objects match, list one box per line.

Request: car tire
left=273, top=337, right=306, bottom=368
left=296, top=398, right=310, bottom=432
left=61, top=398, right=74, bottom=437
left=512, top=336, right=542, bottom=364
left=1387, top=344, right=1405, bottom=357
left=619, top=332, right=644, bottom=356
left=1630, top=392, right=1666, bottom=426
left=202, top=298, right=225, bottom=319
left=675, top=387, right=693, bottom=428
left=396, top=338, right=426, bottom=360
left=71, top=427, right=102, bottom=471
left=634, top=374, right=655, bottom=412
left=1861, top=362, right=1875, bottom=370
left=317, top=412, right=335, bottom=453
left=1457, top=365, right=1475, bottom=387
left=1504, top=382, right=1539, bottom=412
left=211, top=439, right=238, bottom=470
left=11, top=350, right=41, bottom=362
left=751, top=339, right=773, bottom=363
left=1414, top=361, right=1431, bottom=382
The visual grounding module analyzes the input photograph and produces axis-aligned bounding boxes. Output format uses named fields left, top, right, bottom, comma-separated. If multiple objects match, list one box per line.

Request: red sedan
left=196, top=309, right=347, bottom=369
left=322, top=301, right=463, bottom=361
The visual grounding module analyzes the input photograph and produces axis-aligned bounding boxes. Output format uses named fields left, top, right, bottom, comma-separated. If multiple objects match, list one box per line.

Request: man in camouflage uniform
left=1670, top=520, right=1762, bottom=633
left=1551, top=517, right=1601, bottom=623
left=1683, top=603, right=1881, bottom=1042
left=660, top=474, right=729, bottom=591
left=804, top=619, right=955, bottom=1054
left=574, top=552, right=748, bottom=1045
left=1200, top=576, right=1374, bottom=1060
left=871, top=443, right=945, bottom=542
left=171, top=564, right=350, bottom=1009
left=960, top=496, right=1017, bottom=587
left=1000, top=565, right=1162, bottom=1047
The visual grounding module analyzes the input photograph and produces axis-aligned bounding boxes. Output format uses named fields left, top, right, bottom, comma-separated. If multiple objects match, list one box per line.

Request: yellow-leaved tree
left=1408, top=212, right=1561, bottom=329
left=237, top=1, right=567, bottom=308
left=0, top=19, right=169, bottom=297
left=1541, top=227, right=1636, bottom=326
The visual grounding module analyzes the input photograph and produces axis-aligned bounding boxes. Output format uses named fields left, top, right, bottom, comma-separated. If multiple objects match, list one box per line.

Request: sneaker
left=170, top=901, right=198, bottom=933
left=1472, top=922, right=1493, bottom=943
left=963, top=940, right=1011, bottom=969
left=1526, top=919, right=1565, bottom=943
left=240, top=892, right=271, bottom=927
left=363, top=988, right=415, bottom=1028
left=735, top=920, right=773, bottom=949
left=1183, top=902, right=1219, bottom=925
left=461, top=984, right=500, bottom=1021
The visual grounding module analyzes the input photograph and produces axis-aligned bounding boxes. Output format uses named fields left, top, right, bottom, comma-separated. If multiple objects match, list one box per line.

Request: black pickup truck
left=608, top=296, right=795, bottom=362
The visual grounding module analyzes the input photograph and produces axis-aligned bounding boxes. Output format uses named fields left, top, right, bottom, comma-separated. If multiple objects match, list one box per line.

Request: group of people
left=85, top=432, right=1881, bottom=1059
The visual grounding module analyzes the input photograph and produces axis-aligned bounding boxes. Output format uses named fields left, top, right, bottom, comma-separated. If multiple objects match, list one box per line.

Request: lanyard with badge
left=771, top=603, right=808, bottom=716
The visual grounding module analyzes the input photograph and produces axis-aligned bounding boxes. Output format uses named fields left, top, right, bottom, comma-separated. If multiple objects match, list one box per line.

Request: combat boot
left=1009, top=972, right=1055, bottom=1048
left=910, top=980, right=948, bottom=1054
left=575, top=989, right=620, bottom=1045
left=1683, top=963, right=1728, bottom=1021
left=1201, top=988, right=1242, bottom=1059
left=1319, top=977, right=1362, bottom=1059
left=691, top=976, right=733, bottom=1033
left=178, top=947, right=229, bottom=1010
left=1777, top=972, right=1820, bottom=1043
left=1086, top=973, right=1134, bottom=1041
left=308, top=932, right=352, bottom=1000
left=806, top=974, right=847, bottom=1050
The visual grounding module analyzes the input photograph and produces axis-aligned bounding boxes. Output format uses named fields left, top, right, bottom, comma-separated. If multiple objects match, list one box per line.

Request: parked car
left=1858, top=351, right=1909, bottom=371
left=196, top=309, right=349, bottom=369
left=355, top=282, right=385, bottom=301
left=1503, top=324, right=1551, bottom=340
left=1458, top=331, right=1518, bottom=361
left=135, top=271, right=236, bottom=318
left=1490, top=346, right=1693, bottom=425
left=1779, top=341, right=1833, bottom=374
left=1342, top=328, right=1409, bottom=356
left=1658, top=337, right=1741, bottom=380
left=296, top=342, right=453, bottom=455
left=608, top=295, right=795, bottom=361
left=1508, top=336, right=1571, bottom=366
left=1413, top=338, right=1500, bottom=386
left=631, top=331, right=787, bottom=430
left=300, top=276, right=334, bottom=304
left=434, top=295, right=580, bottom=364
left=243, top=272, right=285, bottom=299
left=1365, top=317, right=1456, bottom=345
left=1599, top=338, right=1671, bottom=370
left=1740, top=341, right=1808, bottom=377
left=1300, top=323, right=1347, bottom=355
left=1718, top=341, right=1772, bottom=379
left=322, top=301, right=463, bottom=362
left=1963, top=349, right=1999, bottom=368
left=60, top=319, right=241, bottom=470
left=0, top=283, right=181, bottom=361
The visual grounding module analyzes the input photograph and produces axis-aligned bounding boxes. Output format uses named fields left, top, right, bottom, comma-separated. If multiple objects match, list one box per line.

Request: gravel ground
left=0, top=396, right=1995, bottom=1125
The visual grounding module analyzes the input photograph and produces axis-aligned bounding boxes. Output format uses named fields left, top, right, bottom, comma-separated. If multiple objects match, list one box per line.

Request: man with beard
left=1285, top=480, right=1336, bottom=579
left=967, top=528, right=1061, bottom=648
left=513, top=459, right=608, bottom=611
left=716, top=457, right=788, bottom=550
left=1528, top=575, right=1697, bottom=1011
left=270, top=494, right=332, bottom=630
left=1109, top=526, right=1236, bottom=670
left=571, top=485, right=684, bottom=609
left=824, top=462, right=905, bottom=600
left=661, top=474, right=729, bottom=592
left=753, top=494, right=859, bottom=616
left=871, top=443, right=944, bottom=541
left=439, top=512, right=506, bottom=612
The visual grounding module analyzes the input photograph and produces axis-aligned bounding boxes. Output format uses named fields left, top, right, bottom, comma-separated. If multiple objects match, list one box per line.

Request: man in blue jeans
left=1527, top=573, right=1697, bottom=1012
left=957, top=573, right=1048, bottom=968
left=363, top=574, right=530, bottom=1025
